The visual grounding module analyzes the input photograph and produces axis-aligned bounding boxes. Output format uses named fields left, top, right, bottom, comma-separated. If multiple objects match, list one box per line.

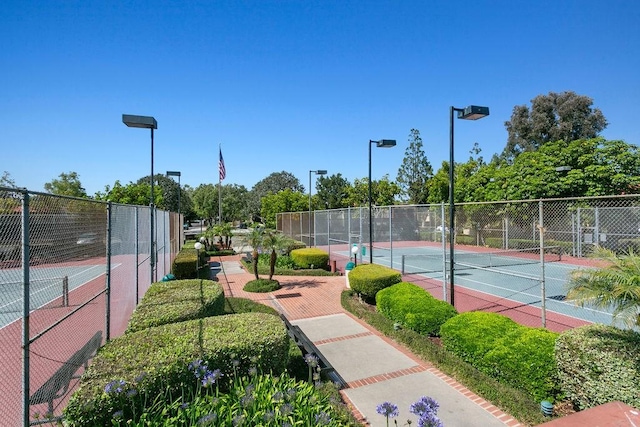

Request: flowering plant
left=376, top=396, right=443, bottom=427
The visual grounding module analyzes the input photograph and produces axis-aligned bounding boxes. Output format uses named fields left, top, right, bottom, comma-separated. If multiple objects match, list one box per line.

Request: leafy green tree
left=248, top=171, right=304, bottom=221
left=191, top=184, right=218, bottom=224
left=396, top=129, right=433, bottom=204
left=95, top=180, right=163, bottom=206
left=221, top=184, right=250, bottom=223
left=503, top=91, right=607, bottom=161
left=1, top=171, right=17, bottom=188
left=566, top=247, right=640, bottom=328
left=44, top=172, right=88, bottom=198
left=345, top=176, right=401, bottom=208
left=260, top=189, right=308, bottom=228
left=425, top=162, right=450, bottom=204
left=316, top=173, right=351, bottom=209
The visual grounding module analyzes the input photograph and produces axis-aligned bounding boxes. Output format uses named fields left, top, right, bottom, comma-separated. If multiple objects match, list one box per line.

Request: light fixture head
left=316, top=170, right=328, bottom=175
left=194, top=242, right=203, bottom=250
left=122, top=114, right=157, bottom=129
left=373, top=139, right=396, bottom=148
left=351, top=245, right=359, bottom=254
left=166, top=171, right=181, bottom=177
left=458, top=106, right=489, bottom=120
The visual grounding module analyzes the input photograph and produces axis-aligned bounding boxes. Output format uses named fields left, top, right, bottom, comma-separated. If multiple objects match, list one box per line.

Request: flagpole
left=218, top=143, right=222, bottom=224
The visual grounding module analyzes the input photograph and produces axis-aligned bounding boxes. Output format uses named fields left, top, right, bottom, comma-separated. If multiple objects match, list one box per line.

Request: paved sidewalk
left=209, top=255, right=521, bottom=426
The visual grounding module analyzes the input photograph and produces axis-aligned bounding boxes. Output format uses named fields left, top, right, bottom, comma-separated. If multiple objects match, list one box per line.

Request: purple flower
left=201, top=369, right=223, bottom=387
left=104, top=379, right=126, bottom=394
left=376, top=401, right=399, bottom=418
left=304, top=353, right=319, bottom=368
left=417, top=411, right=444, bottom=427
left=315, top=411, right=332, bottom=425
left=410, top=396, right=439, bottom=417
left=197, top=412, right=217, bottom=425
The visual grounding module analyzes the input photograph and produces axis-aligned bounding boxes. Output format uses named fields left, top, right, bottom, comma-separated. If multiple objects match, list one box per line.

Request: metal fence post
left=135, top=206, right=139, bottom=305
left=21, top=190, right=30, bottom=427
left=441, top=202, right=447, bottom=301
left=389, top=206, right=393, bottom=269
left=106, top=201, right=112, bottom=341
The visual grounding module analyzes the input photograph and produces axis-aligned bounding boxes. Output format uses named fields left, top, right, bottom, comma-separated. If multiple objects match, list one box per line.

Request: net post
left=539, top=200, right=546, bottom=328
left=62, top=276, right=69, bottom=307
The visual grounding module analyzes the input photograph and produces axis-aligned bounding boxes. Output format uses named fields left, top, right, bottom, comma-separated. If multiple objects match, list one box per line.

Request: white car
left=435, top=226, right=450, bottom=232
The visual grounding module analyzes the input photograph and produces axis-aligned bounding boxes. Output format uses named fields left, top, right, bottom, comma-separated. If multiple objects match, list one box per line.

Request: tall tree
left=396, top=129, right=433, bottom=204
left=248, top=171, right=304, bottom=221
left=95, top=180, right=163, bottom=206
left=503, top=91, right=607, bottom=161
left=44, top=172, right=88, bottom=198
left=0, top=171, right=17, bottom=188
left=345, top=176, right=401, bottom=207
left=190, top=184, right=218, bottom=224
left=315, top=173, right=351, bottom=209
left=260, top=189, right=308, bottom=228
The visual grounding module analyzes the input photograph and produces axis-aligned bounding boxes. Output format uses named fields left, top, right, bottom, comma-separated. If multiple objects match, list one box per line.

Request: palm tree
left=566, top=247, right=640, bottom=328
left=263, top=230, right=286, bottom=280
left=220, top=222, right=233, bottom=249
left=246, top=227, right=264, bottom=280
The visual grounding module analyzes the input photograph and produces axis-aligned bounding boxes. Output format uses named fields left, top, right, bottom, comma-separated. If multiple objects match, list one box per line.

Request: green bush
left=257, top=253, right=296, bottom=269
left=440, top=311, right=520, bottom=364
left=456, top=235, right=474, bottom=245
left=284, top=238, right=306, bottom=255
left=126, top=279, right=225, bottom=333
left=224, top=297, right=279, bottom=316
left=555, top=324, right=640, bottom=410
left=481, top=328, right=560, bottom=402
left=290, top=248, right=329, bottom=269
left=348, top=264, right=401, bottom=300
left=171, top=244, right=207, bottom=279
left=244, top=279, right=281, bottom=293
left=376, top=282, right=457, bottom=336
left=64, top=313, right=290, bottom=426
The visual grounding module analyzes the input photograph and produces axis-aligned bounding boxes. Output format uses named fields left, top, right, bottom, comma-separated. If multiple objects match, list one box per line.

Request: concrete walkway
left=209, top=255, right=522, bottom=426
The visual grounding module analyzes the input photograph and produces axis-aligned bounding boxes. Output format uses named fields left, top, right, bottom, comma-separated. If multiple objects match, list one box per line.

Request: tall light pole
left=166, top=171, right=181, bottom=216
left=369, top=139, right=396, bottom=264
left=308, top=169, right=327, bottom=247
left=123, top=114, right=158, bottom=283
left=449, top=105, right=489, bottom=306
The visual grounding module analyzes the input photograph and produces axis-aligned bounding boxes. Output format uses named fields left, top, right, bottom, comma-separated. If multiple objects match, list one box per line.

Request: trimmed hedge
left=171, top=243, right=207, bottom=279
left=348, top=264, right=401, bottom=300
left=555, top=324, right=640, bottom=410
left=441, top=311, right=560, bottom=402
left=290, top=248, right=329, bottom=269
left=440, top=311, right=520, bottom=365
left=64, top=313, right=290, bottom=426
left=376, top=282, right=457, bottom=336
left=481, top=327, right=560, bottom=401
left=126, top=279, right=225, bottom=333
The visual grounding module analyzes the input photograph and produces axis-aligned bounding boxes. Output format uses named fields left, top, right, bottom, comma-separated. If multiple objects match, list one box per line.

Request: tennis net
left=401, top=246, right=562, bottom=275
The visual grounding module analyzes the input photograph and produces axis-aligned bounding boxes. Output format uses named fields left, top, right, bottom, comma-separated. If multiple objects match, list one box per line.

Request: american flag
left=219, top=148, right=226, bottom=181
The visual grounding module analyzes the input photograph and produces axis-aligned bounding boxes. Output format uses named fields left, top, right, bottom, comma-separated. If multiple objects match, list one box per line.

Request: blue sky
left=1, top=1, right=639, bottom=197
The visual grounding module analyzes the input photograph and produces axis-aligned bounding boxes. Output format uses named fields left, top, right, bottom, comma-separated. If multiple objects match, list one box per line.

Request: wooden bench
left=30, top=331, right=103, bottom=414
left=280, top=314, right=347, bottom=389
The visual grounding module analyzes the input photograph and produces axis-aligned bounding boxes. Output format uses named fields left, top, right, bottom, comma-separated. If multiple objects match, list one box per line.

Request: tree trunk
left=269, top=250, right=277, bottom=280
left=252, top=249, right=259, bottom=280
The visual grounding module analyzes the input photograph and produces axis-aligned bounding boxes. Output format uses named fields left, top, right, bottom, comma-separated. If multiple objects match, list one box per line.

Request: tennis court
left=337, top=244, right=614, bottom=326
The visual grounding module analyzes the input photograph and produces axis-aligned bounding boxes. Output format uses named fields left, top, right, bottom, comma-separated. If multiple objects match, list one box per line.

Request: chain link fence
left=277, top=195, right=640, bottom=330
left=0, top=187, right=181, bottom=426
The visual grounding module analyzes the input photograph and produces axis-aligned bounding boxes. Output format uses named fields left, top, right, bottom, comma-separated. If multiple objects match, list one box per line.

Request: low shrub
left=481, top=327, right=560, bottom=402
left=171, top=243, right=207, bottom=279
left=257, top=253, right=296, bottom=270
left=290, top=248, right=329, bottom=269
left=126, top=279, right=224, bottom=333
left=440, top=311, right=520, bottom=364
left=555, top=324, right=640, bottom=410
left=348, top=264, right=402, bottom=300
left=284, top=238, right=306, bottom=255
left=64, top=313, right=290, bottom=425
left=244, top=279, right=281, bottom=293
left=376, top=282, right=457, bottom=336
left=224, top=297, right=279, bottom=316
